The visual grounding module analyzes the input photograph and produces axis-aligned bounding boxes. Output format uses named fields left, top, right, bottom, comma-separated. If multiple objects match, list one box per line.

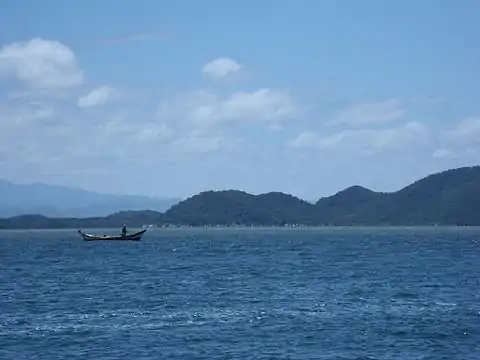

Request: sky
left=1, top=1, right=480, bottom=200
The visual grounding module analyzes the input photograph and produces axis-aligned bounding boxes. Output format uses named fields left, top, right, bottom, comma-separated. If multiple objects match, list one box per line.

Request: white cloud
left=171, top=130, right=241, bottom=154
left=0, top=97, right=179, bottom=179
left=156, top=85, right=295, bottom=154
left=86, top=116, right=174, bottom=152
left=0, top=100, right=64, bottom=170
left=288, top=122, right=429, bottom=153
left=201, top=57, right=243, bottom=79
left=327, top=99, right=404, bottom=127
left=433, top=117, right=480, bottom=159
left=77, top=86, right=115, bottom=107
left=135, top=123, right=173, bottom=142
left=221, top=89, right=295, bottom=121
left=0, top=43, right=297, bottom=181
left=0, top=100, right=56, bottom=128
left=444, top=117, right=480, bottom=146
left=432, top=149, right=456, bottom=159
left=0, top=37, right=83, bottom=90
left=287, top=131, right=317, bottom=148
left=5, top=39, right=447, bottom=197
left=158, top=88, right=296, bottom=129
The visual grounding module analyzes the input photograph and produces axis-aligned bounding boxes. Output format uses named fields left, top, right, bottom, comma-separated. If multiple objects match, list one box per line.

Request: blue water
left=1, top=227, right=479, bottom=359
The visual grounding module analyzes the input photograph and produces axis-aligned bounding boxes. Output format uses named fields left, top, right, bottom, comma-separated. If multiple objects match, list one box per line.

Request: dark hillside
left=315, top=186, right=388, bottom=225
left=161, top=190, right=317, bottom=226
left=386, top=166, right=480, bottom=225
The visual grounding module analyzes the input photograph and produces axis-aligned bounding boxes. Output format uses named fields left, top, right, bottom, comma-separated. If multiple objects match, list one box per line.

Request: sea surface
left=0, top=227, right=479, bottom=359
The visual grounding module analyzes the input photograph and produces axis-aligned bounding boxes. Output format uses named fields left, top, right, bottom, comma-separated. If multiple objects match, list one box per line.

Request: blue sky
left=1, top=1, right=479, bottom=200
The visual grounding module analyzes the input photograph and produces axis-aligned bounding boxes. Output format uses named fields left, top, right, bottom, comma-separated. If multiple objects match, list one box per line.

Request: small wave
left=434, top=301, right=457, bottom=308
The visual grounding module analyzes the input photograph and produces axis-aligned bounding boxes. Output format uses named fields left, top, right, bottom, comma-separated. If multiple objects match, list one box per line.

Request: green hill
left=0, top=210, right=162, bottom=229
left=0, top=166, right=479, bottom=228
left=314, top=185, right=388, bottom=225
left=161, top=190, right=317, bottom=226
left=385, top=166, right=480, bottom=225
left=160, top=166, right=480, bottom=226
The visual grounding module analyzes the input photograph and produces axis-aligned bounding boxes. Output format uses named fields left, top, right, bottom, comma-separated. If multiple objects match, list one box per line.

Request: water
left=1, top=227, right=479, bottom=359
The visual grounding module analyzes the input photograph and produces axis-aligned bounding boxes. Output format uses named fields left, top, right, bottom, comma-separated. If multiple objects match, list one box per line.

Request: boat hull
left=78, top=229, right=147, bottom=241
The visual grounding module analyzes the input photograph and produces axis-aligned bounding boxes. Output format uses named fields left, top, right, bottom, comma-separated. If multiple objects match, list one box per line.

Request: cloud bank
left=0, top=37, right=478, bottom=198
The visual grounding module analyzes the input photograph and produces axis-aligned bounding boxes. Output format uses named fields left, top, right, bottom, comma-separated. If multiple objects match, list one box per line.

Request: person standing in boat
left=121, top=224, right=127, bottom=237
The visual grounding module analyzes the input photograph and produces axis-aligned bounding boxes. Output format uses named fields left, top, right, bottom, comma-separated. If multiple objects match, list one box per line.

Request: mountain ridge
left=0, top=165, right=479, bottom=228
left=0, top=178, right=181, bottom=218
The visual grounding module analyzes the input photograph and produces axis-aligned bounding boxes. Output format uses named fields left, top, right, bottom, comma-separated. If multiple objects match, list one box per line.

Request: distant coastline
left=1, top=165, right=479, bottom=229
left=1, top=224, right=478, bottom=232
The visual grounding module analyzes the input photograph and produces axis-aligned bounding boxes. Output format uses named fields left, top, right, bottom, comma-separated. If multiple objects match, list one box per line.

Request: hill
left=313, top=166, right=480, bottom=225
left=0, top=210, right=163, bottom=229
left=0, top=179, right=181, bottom=217
left=0, top=166, right=479, bottom=228
left=161, top=166, right=480, bottom=226
left=385, top=166, right=480, bottom=225
left=161, top=190, right=317, bottom=226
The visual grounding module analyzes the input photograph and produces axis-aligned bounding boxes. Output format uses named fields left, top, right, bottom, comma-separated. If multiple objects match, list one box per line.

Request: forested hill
left=314, top=166, right=480, bottom=225
left=0, top=210, right=163, bottom=230
left=160, top=166, right=480, bottom=226
left=1, top=166, right=479, bottom=228
left=160, top=190, right=319, bottom=226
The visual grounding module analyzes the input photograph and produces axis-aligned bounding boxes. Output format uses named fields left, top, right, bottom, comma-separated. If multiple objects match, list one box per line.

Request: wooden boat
left=78, top=229, right=147, bottom=241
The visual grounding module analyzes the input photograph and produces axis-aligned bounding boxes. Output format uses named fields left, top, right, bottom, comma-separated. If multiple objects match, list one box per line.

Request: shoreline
left=1, top=225, right=479, bottom=231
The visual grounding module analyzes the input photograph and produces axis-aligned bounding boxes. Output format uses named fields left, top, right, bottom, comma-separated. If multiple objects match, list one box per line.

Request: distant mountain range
left=0, top=165, right=479, bottom=229
left=0, top=179, right=181, bottom=218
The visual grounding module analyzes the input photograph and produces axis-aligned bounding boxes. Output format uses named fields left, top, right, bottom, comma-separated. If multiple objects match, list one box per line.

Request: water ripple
left=0, top=227, right=479, bottom=359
